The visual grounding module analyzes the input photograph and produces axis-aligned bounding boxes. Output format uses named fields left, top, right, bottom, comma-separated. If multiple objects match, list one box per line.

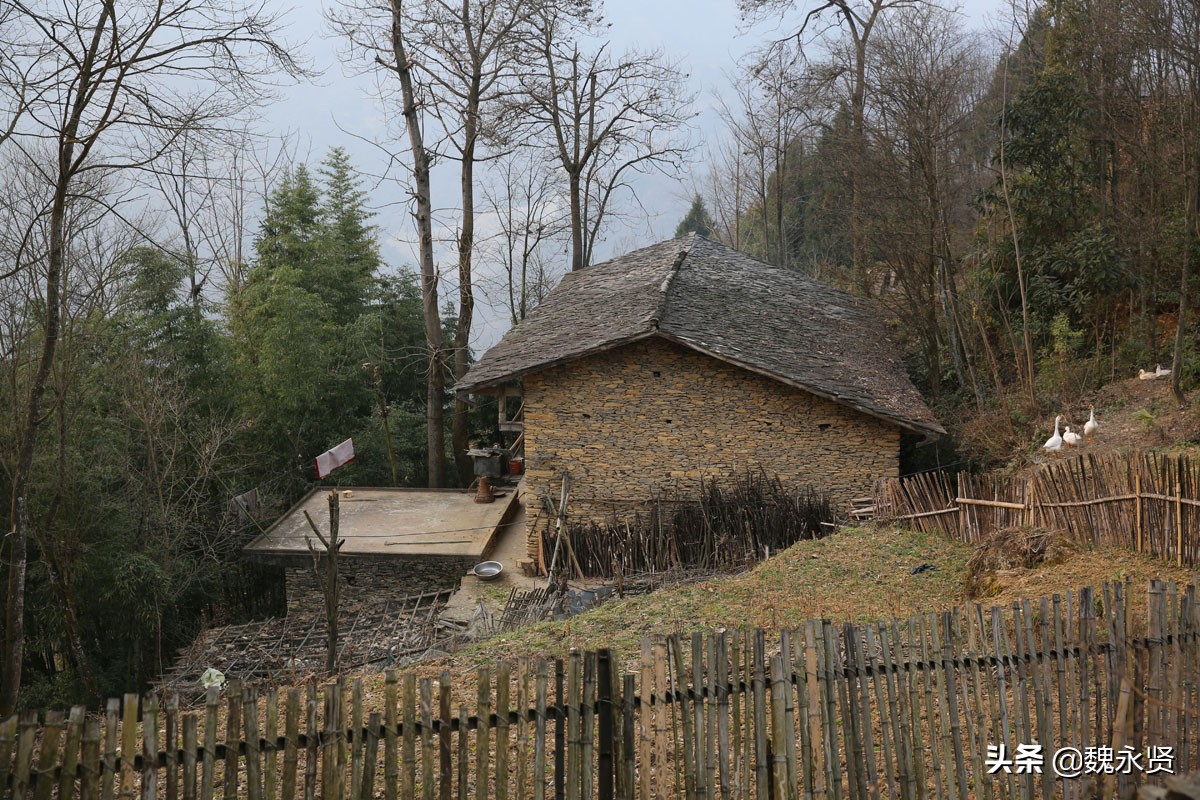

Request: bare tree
left=329, top=1, right=448, bottom=487
left=741, top=0, right=927, bottom=273
left=0, top=0, right=304, bottom=716
left=407, top=0, right=538, bottom=484
left=478, top=148, right=569, bottom=324
left=865, top=6, right=989, bottom=403
left=520, top=8, right=694, bottom=270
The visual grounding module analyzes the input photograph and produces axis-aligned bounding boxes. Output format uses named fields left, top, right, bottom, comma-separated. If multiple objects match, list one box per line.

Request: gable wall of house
left=520, top=337, right=900, bottom=563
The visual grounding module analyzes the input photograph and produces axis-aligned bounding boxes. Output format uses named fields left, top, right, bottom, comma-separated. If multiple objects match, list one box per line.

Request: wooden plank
left=955, top=497, right=1028, bottom=510
left=622, top=673, right=636, bottom=800
left=715, top=632, right=732, bottom=800
left=0, top=714, right=18, bottom=800
left=769, top=655, right=790, bottom=800
left=418, top=679, right=433, bottom=800
left=282, top=689, right=301, bottom=800
left=321, top=687, right=336, bottom=800
left=597, top=650, right=615, bottom=800
left=224, top=685, right=242, bottom=800
left=304, top=684, right=319, bottom=800
left=937, top=614, right=967, bottom=800
left=497, top=662, right=512, bottom=800
left=361, top=714, right=380, bottom=800
left=401, top=674, right=416, bottom=800
left=120, top=694, right=139, bottom=800
left=381, top=671, right=396, bottom=800
left=181, top=710, right=198, bottom=800
left=638, top=639, right=654, bottom=800
left=844, top=626, right=872, bottom=800
left=61, top=705, right=85, bottom=800
left=751, top=631, right=768, bottom=800
left=456, top=708, right=468, bottom=800
left=163, top=696, right=178, bottom=800
left=12, top=710, right=37, bottom=798
left=476, top=668, right=492, bottom=800
left=516, top=661, right=530, bottom=800
left=350, top=680, right=363, bottom=800
left=535, top=660, right=548, bottom=800
left=34, top=710, right=64, bottom=800
left=582, top=652, right=596, bottom=800
left=245, top=687, right=262, bottom=800
left=864, top=626, right=896, bottom=800
left=83, top=718, right=104, bottom=800
left=439, top=674, right=452, bottom=800
left=265, top=691, right=279, bottom=800
left=200, top=689, right=217, bottom=800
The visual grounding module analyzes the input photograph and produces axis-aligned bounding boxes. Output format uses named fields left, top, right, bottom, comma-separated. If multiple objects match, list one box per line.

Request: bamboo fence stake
left=283, top=689, right=300, bottom=800
left=566, top=654, right=581, bottom=800
left=385, top=671, right=398, bottom=800
left=12, top=711, right=36, bottom=798
left=117, top=694, right=138, bottom=800
left=34, top=710, right=64, bottom=800
left=440, top=674, right=453, bottom=800
left=639, top=638, right=654, bottom=800
left=517, top=661, right=530, bottom=800
left=535, top=661, right=548, bottom=800
left=60, top=705, right=85, bottom=800
left=362, top=714, right=380, bottom=800
left=420, top=679, right=435, bottom=800
left=245, top=688, right=263, bottom=800
left=181, top=716, right=197, bottom=800
left=456, top=708, right=468, bottom=800
left=477, top=668, right=492, bottom=800
left=864, top=626, right=896, bottom=800
left=582, top=652, right=597, bottom=800
left=84, top=718, right=104, bottom=800
left=402, top=674, right=416, bottom=800
left=751, top=631, right=769, bottom=800
left=265, top=691, right=279, bottom=800
left=304, top=684, right=319, bottom=800
left=350, top=680, right=364, bottom=800
left=497, top=663, right=512, bottom=800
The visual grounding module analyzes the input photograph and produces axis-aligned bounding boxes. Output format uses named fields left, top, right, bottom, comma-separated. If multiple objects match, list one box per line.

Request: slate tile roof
left=458, top=234, right=945, bottom=436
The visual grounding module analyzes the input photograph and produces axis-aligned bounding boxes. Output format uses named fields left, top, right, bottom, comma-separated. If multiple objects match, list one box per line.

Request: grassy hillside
left=353, top=524, right=1195, bottom=706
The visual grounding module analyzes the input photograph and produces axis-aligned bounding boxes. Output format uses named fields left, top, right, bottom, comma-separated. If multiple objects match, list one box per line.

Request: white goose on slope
left=1084, top=405, right=1099, bottom=438
left=1043, top=415, right=1064, bottom=454
left=1063, top=425, right=1082, bottom=447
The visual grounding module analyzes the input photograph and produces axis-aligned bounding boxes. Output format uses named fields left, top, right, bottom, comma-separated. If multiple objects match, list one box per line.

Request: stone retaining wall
left=284, top=556, right=472, bottom=616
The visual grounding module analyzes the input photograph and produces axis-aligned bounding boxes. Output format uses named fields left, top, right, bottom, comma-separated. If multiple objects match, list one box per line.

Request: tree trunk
left=569, top=170, right=584, bottom=270
left=390, top=0, right=445, bottom=487
left=1171, top=152, right=1196, bottom=406
left=2, top=127, right=79, bottom=715
left=452, top=58, right=481, bottom=485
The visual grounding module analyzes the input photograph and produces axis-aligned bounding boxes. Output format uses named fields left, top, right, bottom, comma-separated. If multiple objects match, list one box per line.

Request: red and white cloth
left=315, top=438, right=355, bottom=478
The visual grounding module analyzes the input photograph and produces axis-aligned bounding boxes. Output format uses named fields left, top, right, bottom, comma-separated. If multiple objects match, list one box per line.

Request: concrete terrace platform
left=245, top=487, right=517, bottom=562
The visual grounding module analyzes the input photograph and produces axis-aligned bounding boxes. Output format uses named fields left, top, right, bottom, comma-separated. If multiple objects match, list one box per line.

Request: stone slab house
left=243, top=488, right=516, bottom=615
left=457, top=234, right=944, bottom=569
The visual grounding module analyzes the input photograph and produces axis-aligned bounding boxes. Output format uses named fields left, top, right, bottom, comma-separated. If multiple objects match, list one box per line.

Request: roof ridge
left=650, top=234, right=694, bottom=330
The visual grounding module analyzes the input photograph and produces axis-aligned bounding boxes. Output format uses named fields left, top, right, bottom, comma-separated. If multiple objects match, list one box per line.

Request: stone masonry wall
left=521, top=337, right=900, bottom=563
left=284, top=556, right=473, bottom=617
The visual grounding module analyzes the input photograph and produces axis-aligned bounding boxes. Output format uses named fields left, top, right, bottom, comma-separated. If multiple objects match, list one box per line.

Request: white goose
left=1156, top=363, right=1172, bottom=378
left=1084, top=405, right=1099, bottom=438
left=1043, top=415, right=1064, bottom=454
left=1138, top=368, right=1158, bottom=380
left=1062, top=425, right=1082, bottom=447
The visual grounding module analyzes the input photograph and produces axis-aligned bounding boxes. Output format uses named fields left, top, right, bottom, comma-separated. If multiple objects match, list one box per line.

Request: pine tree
left=675, top=195, right=716, bottom=238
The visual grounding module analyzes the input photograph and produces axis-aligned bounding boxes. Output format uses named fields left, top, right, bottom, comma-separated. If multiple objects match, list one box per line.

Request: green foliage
left=0, top=149, right=441, bottom=707
left=675, top=195, right=716, bottom=238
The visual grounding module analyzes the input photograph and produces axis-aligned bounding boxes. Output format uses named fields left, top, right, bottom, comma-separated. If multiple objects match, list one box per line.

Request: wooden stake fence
left=874, top=451, right=1200, bottom=567
left=3, top=579, right=1199, bottom=799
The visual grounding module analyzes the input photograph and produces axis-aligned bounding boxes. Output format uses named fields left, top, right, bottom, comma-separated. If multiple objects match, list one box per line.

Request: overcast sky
left=263, top=0, right=1010, bottom=350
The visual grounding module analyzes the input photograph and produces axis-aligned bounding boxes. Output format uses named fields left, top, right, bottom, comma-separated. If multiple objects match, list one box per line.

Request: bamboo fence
left=874, top=451, right=1200, bottom=567
left=3, top=579, right=1199, bottom=799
